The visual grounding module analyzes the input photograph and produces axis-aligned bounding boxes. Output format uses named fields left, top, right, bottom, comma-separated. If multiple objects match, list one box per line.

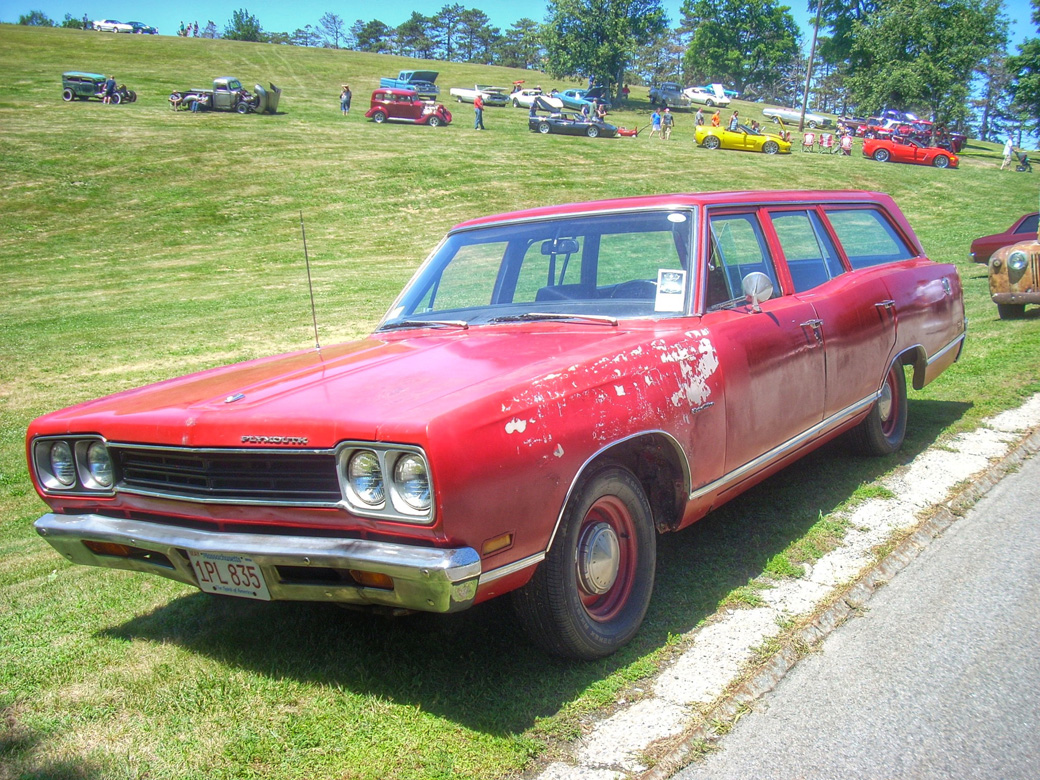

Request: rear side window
left=824, top=208, right=915, bottom=269
left=1015, top=213, right=1039, bottom=234
left=769, top=210, right=845, bottom=292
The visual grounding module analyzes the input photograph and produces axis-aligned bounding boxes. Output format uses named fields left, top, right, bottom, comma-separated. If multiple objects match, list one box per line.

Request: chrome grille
left=113, top=447, right=341, bottom=504
left=1032, top=250, right=1040, bottom=290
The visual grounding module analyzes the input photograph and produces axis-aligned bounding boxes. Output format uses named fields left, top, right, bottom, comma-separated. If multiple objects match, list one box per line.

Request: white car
left=683, top=86, right=731, bottom=108
left=93, top=19, right=133, bottom=33
left=762, top=105, right=832, bottom=129
left=448, top=85, right=509, bottom=107
left=510, top=89, right=564, bottom=110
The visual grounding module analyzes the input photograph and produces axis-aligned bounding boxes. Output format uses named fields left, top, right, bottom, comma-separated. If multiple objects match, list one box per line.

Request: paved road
left=675, top=451, right=1040, bottom=780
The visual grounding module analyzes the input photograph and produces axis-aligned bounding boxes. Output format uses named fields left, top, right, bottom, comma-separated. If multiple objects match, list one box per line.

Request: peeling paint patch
left=554, top=444, right=565, bottom=458
left=615, top=385, right=626, bottom=396
left=505, top=418, right=528, bottom=434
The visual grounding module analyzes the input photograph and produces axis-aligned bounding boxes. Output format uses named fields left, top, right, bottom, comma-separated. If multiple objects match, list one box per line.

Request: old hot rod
left=27, top=191, right=965, bottom=659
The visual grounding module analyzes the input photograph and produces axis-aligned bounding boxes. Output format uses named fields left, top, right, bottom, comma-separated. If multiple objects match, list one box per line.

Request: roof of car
left=374, top=88, right=419, bottom=97
left=64, top=71, right=106, bottom=80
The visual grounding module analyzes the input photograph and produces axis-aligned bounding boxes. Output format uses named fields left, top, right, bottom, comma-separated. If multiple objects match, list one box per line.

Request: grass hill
left=2, top=23, right=1039, bottom=780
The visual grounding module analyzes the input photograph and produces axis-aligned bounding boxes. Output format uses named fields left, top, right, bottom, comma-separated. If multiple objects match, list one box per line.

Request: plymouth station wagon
left=28, top=191, right=965, bottom=659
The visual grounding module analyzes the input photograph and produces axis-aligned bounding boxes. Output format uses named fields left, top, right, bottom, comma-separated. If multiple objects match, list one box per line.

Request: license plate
left=188, top=551, right=271, bottom=601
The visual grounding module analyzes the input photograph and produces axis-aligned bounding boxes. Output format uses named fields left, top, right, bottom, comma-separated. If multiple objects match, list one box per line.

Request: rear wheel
left=848, top=364, right=907, bottom=456
left=512, top=465, right=656, bottom=659
left=763, top=140, right=780, bottom=155
left=997, top=303, right=1026, bottom=319
left=538, top=121, right=551, bottom=134
left=873, top=148, right=890, bottom=162
left=933, top=154, right=950, bottom=168
left=586, top=125, right=600, bottom=138
left=703, top=134, right=721, bottom=149
left=62, top=88, right=74, bottom=102
left=372, top=110, right=387, bottom=124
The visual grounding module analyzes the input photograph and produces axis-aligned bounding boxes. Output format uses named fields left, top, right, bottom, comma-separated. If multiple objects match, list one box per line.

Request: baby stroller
left=1016, top=151, right=1032, bottom=172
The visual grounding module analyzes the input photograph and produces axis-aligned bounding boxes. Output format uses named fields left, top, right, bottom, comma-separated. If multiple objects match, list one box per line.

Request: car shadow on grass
left=101, top=398, right=971, bottom=736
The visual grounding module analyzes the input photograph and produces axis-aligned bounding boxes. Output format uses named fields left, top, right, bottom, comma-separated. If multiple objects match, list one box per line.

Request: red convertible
left=27, top=191, right=965, bottom=659
left=863, top=136, right=958, bottom=168
left=364, top=88, right=451, bottom=126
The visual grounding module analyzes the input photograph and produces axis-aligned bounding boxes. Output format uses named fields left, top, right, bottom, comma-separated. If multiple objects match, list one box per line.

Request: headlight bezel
left=337, top=443, right=435, bottom=524
left=33, top=436, right=117, bottom=495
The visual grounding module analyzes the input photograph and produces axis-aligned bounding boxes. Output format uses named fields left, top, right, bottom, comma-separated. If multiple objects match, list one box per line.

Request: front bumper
left=34, top=513, right=481, bottom=613
left=992, top=292, right=1040, bottom=304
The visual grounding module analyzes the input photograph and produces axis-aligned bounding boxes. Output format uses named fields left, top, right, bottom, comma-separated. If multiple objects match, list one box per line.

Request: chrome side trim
left=688, top=393, right=877, bottom=502
left=926, top=332, right=966, bottom=367
left=34, top=513, right=480, bottom=613
left=479, top=551, right=546, bottom=585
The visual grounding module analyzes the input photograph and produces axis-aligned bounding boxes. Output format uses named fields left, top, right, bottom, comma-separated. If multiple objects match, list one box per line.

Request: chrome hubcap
left=577, top=522, right=620, bottom=595
left=878, top=381, right=893, bottom=422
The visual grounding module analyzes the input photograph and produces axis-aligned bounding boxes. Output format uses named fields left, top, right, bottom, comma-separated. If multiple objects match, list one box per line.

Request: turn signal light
left=84, top=541, right=132, bottom=557
left=482, top=533, right=514, bottom=555
left=349, top=570, right=394, bottom=590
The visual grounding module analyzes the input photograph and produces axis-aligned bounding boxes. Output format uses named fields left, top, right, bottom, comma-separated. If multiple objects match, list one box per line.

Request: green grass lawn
left=2, top=24, right=1040, bottom=780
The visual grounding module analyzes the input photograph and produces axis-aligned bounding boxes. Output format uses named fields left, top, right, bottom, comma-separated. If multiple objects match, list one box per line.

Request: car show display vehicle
left=649, top=82, right=687, bottom=107
left=169, top=77, right=281, bottom=114
left=61, top=72, right=137, bottom=104
left=863, top=136, right=958, bottom=168
left=511, top=88, right=562, bottom=109
left=762, top=105, right=832, bottom=128
left=128, top=21, right=158, bottom=34
left=694, top=123, right=791, bottom=154
left=970, top=212, right=1039, bottom=263
left=988, top=240, right=1040, bottom=318
left=364, top=88, right=452, bottom=126
left=683, top=85, right=731, bottom=108
left=26, top=191, right=965, bottom=660
left=529, top=111, right=619, bottom=138
left=448, top=85, right=509, bottom=106
left=93, top=19, right=133, bottom=33
left=379, top=71, right=440, bottom=99
left=555, top=88, right=611, bottom=111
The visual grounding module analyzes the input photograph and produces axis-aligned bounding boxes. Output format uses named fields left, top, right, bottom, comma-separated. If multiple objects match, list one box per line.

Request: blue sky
left=6, top=0, right=1036, bottom=48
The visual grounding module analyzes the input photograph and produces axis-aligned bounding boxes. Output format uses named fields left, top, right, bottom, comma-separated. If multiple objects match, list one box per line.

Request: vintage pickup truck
left=379, top=70, right=439, bottom=99
left=27, top=190, right=965, bottom=660
left=169, top=77, right=281, bottom=114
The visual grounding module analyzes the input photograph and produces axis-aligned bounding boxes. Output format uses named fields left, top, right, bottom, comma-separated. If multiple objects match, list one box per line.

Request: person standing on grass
left=474, top=93, right=485, bottom=130
left=711, top=110, right=721, bottom=127
left=102, top=75, right=116, bottom=104
left=728, top=110, right=740, bottom=131
left=662, top=107, right=674, bottom=140
left=649, top=108, right=662, bottom=138
left=695, top=107, right=705, bottom=126
left=1001, top=136, right=1014, bottom=170
left=340, top=85, right=352, bottom=116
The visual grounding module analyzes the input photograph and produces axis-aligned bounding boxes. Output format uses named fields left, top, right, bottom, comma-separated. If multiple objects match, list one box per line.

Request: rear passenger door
left=764, top=207, right=897, bottom=419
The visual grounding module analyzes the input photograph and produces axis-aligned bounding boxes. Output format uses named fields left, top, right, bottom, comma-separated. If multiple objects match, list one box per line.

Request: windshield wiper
left=378, top=319, right=470, bottom=331
left=488, top=312, right=618, bottom=326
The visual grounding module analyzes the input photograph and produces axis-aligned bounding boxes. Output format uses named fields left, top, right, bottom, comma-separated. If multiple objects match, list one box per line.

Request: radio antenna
left=299, top=211, right=322, bottom=355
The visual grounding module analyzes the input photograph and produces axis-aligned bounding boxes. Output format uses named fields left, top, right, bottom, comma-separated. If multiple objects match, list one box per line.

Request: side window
left=769, top=210, right=845, bottom=292
left=707, top=212, right=781, bottom=305
left=824, top=208, right=915, bottom=269
left=1015, top=213, right=1039, bottom=234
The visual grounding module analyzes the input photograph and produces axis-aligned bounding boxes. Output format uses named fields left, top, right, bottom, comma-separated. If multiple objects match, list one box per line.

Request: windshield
left=380, top=210, right=696, bottom=328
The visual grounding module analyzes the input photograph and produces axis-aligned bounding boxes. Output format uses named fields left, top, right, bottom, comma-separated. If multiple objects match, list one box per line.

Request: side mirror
left=742, top=272, right=774, bottom=312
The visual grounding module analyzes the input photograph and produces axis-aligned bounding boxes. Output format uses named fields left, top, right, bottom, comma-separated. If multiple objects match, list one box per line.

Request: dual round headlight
left=36, top=438, right=115, bottom=492
left=343, top=448, right=432, bottom=519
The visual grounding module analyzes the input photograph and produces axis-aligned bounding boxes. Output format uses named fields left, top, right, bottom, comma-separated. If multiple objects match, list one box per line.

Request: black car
left=128, top=21, right=158, bottom=34
left=529, top=111, right=618, bottom=138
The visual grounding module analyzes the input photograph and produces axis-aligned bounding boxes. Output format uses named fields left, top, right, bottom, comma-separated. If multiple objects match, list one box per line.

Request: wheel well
left=897, top=345, right=929, bottom=390
left=580, top=434, right=689, bottom=534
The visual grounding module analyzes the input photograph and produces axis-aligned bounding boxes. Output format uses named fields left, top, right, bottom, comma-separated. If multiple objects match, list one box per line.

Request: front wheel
left=427, top=115, right=441, bottom=127
left=770, top=116, right=780, bottom=123
left=997, top=303, right=1026, bottom=319
left=586, top=125, right=600, bottom=138
left=512, top=465, right=656, bottom=659
left=705, top=99, right=715, bottom=107
left=513, top=98, right=520, bottom=108
left=932, top=154, right=950, bottom=169
left=236, top=101, right=250, bottom=114
left=848, top=364, right=907, bottom=456
left=873, top=148, right=890, bottom=162
left=763, top=140, right=779, bottom=155
left=62, top=88, right=74, bottom=102
left=703, top=134, right=721, bottom=149
left=808, top=120, right=818, bottom=129
left=372, top=110, right=387, bottom=124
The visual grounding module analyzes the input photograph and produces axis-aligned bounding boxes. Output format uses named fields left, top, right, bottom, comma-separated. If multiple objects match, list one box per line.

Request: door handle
left=874, top=299, right=896, bottom=310
left=800, top=318, right=823, bottom=345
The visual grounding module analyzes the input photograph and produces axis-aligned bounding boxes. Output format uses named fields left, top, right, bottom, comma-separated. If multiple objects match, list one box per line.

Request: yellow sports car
left=695, top=124, right=791, bottom=154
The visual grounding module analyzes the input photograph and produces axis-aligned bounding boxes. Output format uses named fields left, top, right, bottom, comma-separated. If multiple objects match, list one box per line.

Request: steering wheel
left=610, top=279, right=658, bottom=299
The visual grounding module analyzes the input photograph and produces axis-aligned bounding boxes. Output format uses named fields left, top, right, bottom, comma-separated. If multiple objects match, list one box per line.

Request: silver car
left=762, top=105, right=832, bottom=128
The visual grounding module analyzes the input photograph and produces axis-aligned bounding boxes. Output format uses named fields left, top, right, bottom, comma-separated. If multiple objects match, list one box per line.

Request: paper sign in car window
left=655, top=269, right=686, bottom=312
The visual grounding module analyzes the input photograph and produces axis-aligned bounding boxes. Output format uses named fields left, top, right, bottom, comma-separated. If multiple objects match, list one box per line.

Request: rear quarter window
left=824, top=208, right=916, bottom=269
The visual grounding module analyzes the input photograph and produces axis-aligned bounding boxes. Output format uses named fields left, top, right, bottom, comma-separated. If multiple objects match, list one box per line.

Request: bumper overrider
left=34, top=513, right=481, bottom=612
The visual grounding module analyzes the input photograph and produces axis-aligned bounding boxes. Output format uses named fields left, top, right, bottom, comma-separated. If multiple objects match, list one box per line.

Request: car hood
left=30, top=326, right=663, bottom=449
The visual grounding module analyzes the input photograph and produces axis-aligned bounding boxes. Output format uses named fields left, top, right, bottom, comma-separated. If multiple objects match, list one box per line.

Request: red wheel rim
left=879, top=369, right=899, bottom=438
left=576, top=495, right=637, bottom=622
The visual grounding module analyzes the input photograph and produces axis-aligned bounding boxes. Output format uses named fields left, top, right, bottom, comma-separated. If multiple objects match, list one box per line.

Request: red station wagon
left=364, top=88, right=452, bottom=127
left=27, top=191, right=965, bottom=659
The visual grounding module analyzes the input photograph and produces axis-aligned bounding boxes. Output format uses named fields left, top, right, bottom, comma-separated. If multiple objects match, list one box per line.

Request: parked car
left=555, top=88, right=611, bottom=111
left=26, top=191, right=965, bottom=660
left=93, top=19, right=133, bottom=33
left=863, top=136, right=958, bottom=168
left=683, top=86, right=731, bottom=108
left=694, top=123, right=791, bottom=154
left=448, top=85, right=509, bottom=107
left=61, top=72, right=137, bottom=104
left=379, top=71, right=439, bottom=99
left=988, top=240, right=1040, bottom=318
left=649, top=82, right=687, bottom=107
left=511, top=88, right=562, bottom=109
left=364, top=89, right=452, bottom=126
left=169, top=77, right=280, bottom=114
left=128, top=21, right=158, bottom=34
left=762, top=106, right=832, bottom=128
left=529, top=111, right=618, bottom=138
left=970, top=213, right=1039, bottom=264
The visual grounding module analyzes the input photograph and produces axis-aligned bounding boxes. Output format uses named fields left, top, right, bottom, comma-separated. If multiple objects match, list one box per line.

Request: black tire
left=427, top=115, right=441, bottom=127
left=703, top=134, right=721, bottom=149
left=62, top=88, right=74, bottom=102
left=873, top=148, right=890, bottom=162
left=997, top=303, right=1026, bottom=319
left=932, top=154, right=950, bottom=169
left=236, top=102, right=250, bottom=114
left=808, top=120, right=818, bottom=129
left=848, top=364, right=907, bottom=456
left=372, top=110, right=387, bottom=124
left=586, top=125, right=600, bottom=138
left=763, top=140, right=780, bottom=155
left=705, top=99, right=715, bottom=107
left=513, top=98, right=520, bottom=108
left=129, top=91, right=137, bottom=103
left=110, top=92, right=121, bottom=105
left=512, top=465, right=656, bottom=659
left=538, top=121, right=551, bottom=134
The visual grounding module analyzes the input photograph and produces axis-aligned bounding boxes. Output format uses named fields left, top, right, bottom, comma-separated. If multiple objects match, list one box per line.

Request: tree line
left=17, top=0, right=1040, bottom=141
